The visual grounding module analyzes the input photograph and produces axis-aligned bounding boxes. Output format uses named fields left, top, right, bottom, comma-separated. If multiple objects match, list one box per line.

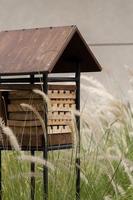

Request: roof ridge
left=0, top=25, right=77, bottom=33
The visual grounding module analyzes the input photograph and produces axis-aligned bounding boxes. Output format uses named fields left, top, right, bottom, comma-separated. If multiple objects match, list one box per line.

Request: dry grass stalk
left=18, top=154, right=54, bottom=171
left=0, top=117, right=21, bottom=152
left=20, top=103, right=47, bottom=144
left=33, top=89, right=52, bottom=111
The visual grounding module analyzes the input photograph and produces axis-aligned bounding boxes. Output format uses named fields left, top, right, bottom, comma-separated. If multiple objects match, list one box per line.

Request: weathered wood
left=0, top=84, right=41, bottom=91
left=50, top=99, right=75, bottom=104
left=11, top=125, right=71, bottom=135
left=48, top=84, right=76, bottom=90
left=8, top=104, right=44, bottom=112
left=0, top=84, right=76, bottom=147
left=8, top=104, right=75, bottom=112
left=9, top=99, right=44, bottom=105
left=51, top=103, right=75, bottom=109
left=48, top=113, right=72, bottom=120
left=7, top=120, right=42, bottom=127
left=9, top=91, right=41, bottom=99
left=9, top=112, right=44, bottom=120
left=48, top=125, right=71, bottom=134
left=48, top=119, right=71, bottom=126
left=48, top=133, right=72, bottom=146
left=48, top=90, right=76, bottom=99
left=0, top=133, right=43, bottom=148
left=8, top=119, right=71, bottom=126
left=11, top=126, right=44, bottom=135
left=0, top=84, right=76, bottom=91
left=0, top=132, right=72, bottom=147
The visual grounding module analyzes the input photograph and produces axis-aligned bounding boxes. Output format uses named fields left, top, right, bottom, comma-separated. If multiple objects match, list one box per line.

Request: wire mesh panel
left=0, top=84, right=76, bottom=150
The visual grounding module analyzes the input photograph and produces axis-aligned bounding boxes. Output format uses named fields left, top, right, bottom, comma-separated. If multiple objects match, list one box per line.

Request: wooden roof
left=0, top=25, right=101, bottom=75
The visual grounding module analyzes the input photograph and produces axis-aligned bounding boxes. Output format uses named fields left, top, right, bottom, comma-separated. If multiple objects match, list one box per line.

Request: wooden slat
left=9, top=91, right=41, bottom=99
left=50, top=99, right=75, bottom=104
left=0, top=84, right=76, bottom=91
left=51, top=103, right=75, bottom=109
left=9, top=112, right=44, bottom=120
left=7, top=120, right=42, bottom=127
left=8, top=119, right=71, bottom=127
left=48, top=119, right=71, bottom=126
left=8, top=104, right=75, bottom=112
left=8, top=104, right=44, bottom=112
left=9, top=99, right=44, bottom=105
left=0, top=132, right=72, bottom=147
left=0, top=84, right=41, bottom=91
left=48, top=125, right=71, bottom=134
left=10, top=125, right=71, bottom=135
left=48, top=133, right=72, bottom=146
left=48, top=113, right=72, bottom=120
left=11, top=126, right=44, bottom=135
left=48, top=90, right=75, bottom=99
left=9, top=95, right=75, bottom=105
left=48, top=84, right=76, bottom=90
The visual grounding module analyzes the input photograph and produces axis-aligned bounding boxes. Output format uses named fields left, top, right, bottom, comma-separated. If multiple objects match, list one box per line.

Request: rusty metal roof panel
left=0, top=26, right=101, bottom=75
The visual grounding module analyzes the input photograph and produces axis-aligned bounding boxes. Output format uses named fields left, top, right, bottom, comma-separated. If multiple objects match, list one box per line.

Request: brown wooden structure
left=0, top=25, right=101, bottom=200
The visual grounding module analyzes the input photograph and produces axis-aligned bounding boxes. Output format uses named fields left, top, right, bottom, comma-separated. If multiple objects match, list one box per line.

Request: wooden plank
left=48, top=133, right=72, bottom=146
left=0, top=84, right=42, bottom=91
left=9, top=99, right=44, bottom=105
left=48, top=119, right=71, bottom=126
left=9, top=112, right=44, bottom=120
left=7, top=120, right=42, bottom=127
left=51, top=103, right=75, bottom=109
left=48, top=90, right=76, bottom=99
left=10, top=125, right=71, bottom=135
left=0, top=132, right=72, bottom=148
left=48, top=125, right=71, bottom=134
left=11, top=126, right=44, bottom=135
left=50, top=99, right=75, bottom=104
left=9, top=91, right=41, bottom=99
left=51, top=106, right=75, bottom=112
left=8, top=104, right=44, bottom=112
left=0, top=133, right=43, bottom=148
left=8, top=104, right=75, bottom=112
left=0, top=84, right=76, bottom=91
left=9, top=96, right=75, bottom=105
left=48, top=113, right=72, bottom=120
left=48, top=84, right=76, bottom=90
left=8, top=119, right=72, bottom=127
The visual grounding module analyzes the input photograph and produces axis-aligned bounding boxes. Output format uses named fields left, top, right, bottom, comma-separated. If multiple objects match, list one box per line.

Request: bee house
left=0, top=25, right=102, bottom=199
left=0, top=26, right=101, bottom=150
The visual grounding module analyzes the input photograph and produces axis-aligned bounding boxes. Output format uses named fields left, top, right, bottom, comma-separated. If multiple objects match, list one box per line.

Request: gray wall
left=0, top=0, right=133, bottom=100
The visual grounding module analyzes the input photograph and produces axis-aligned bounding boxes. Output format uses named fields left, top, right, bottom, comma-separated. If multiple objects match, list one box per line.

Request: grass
left=1, top=72, right=133, bottom=199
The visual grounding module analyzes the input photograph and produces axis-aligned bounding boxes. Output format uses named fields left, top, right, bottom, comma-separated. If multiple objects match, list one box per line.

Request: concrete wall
left=0, top=0, right=133, bottom=101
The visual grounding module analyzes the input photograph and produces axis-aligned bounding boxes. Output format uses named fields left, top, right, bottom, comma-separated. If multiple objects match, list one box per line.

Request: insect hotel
left=0, top=26, right=101, bottom=200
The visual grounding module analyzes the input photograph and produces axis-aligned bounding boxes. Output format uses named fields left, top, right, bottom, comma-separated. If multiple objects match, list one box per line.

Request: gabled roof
left=0, top=25, right=101, bottom=75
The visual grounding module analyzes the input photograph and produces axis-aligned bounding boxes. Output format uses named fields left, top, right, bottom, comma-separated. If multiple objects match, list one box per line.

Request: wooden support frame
left=0, top=71, right=81, bottom=200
